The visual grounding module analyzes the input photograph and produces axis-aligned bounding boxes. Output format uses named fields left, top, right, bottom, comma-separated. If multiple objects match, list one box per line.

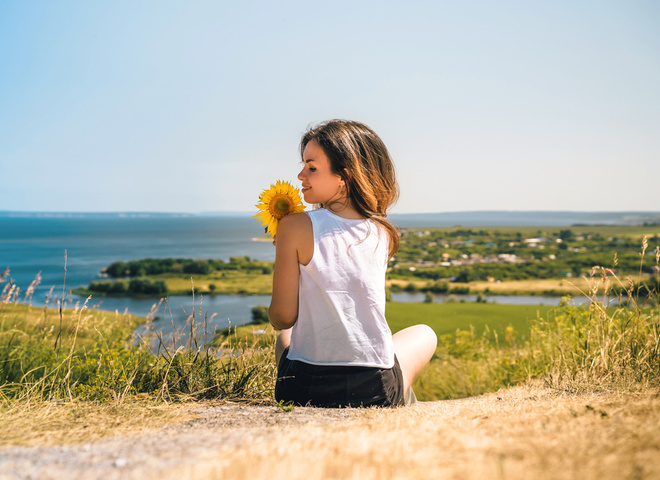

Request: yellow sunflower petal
left=254, top=211, right=274, bottom=227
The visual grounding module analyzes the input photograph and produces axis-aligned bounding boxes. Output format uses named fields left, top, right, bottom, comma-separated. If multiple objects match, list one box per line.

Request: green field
left=385, top=301, right=555, bottom=340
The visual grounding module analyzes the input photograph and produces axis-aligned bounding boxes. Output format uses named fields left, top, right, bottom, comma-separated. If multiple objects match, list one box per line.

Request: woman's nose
left=297, top=169, right=305, bottom=181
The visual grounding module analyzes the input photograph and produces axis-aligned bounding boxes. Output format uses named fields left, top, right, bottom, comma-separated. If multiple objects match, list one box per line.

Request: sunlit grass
left=0, top=288, right=276, bottom=406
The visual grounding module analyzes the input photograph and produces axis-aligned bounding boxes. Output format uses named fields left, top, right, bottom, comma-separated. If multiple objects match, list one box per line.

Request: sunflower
left=254, top=180, right=305, bottom=237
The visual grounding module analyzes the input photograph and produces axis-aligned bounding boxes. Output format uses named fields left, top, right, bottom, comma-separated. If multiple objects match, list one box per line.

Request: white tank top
left=287, top=208, right=394, bottom=368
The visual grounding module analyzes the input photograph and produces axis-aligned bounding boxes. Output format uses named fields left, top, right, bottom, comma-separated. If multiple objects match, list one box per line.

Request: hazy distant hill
left=388, top=211, right=660, bottom=228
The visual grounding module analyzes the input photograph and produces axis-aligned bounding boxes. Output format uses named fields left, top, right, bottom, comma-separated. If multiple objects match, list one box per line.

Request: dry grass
left=185, top=383, right=660, bottom=480
left=469, top=277, right=590, bottom=295
left=2, top=382, right=658, bottom=480
left=388, top=276, right=599, bottom=296
left=0, top=396, right=195, bottom=447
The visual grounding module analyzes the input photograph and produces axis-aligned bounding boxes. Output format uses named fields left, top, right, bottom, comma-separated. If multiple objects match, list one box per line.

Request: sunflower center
left=269, top=194, right=293, bottom=219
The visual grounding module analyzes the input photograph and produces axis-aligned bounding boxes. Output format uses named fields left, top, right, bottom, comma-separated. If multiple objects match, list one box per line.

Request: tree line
left=103, top=256, right=272, bottom=278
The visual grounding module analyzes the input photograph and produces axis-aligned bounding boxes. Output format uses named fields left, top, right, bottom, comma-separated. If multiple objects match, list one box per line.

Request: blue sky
left=1, top=1, right=658, bottom=214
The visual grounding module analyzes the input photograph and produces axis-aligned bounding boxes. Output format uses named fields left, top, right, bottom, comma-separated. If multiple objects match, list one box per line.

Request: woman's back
left=288, top=208, right=394, bottom=368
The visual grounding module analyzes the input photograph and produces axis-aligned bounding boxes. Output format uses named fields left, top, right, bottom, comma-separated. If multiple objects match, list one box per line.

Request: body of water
left=1, top=214, right=275, bottom=336
left=1, top=214, right=274, bottom=296
left=390, top=292, right=592, bottom=306
left=2, top=211, right=643, bottom=336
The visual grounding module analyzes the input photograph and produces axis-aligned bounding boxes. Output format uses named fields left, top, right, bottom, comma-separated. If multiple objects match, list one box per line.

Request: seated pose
left=269, top=119, right=437, bottom=407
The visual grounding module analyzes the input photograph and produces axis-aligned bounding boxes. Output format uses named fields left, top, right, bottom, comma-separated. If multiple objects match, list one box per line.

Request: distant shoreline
left=3, top=209, right=660, bottom=228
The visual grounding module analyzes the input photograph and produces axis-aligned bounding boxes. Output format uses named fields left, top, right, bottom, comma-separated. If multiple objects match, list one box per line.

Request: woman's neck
left=323, top=199, right=363, bottom=219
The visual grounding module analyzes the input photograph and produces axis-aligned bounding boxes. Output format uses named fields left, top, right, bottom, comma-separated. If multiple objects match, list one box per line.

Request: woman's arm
left=268, top=213, right=311, bottom=330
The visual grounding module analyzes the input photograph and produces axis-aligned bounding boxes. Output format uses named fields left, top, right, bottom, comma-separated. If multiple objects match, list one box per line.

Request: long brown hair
left=300, top=119, right=400, bottom=258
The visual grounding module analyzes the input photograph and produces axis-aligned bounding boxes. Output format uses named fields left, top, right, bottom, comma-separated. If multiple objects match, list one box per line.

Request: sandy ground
left=1, top=383, right=659, bottom=480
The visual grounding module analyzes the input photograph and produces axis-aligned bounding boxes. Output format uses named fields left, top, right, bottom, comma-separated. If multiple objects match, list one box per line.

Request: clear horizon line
left=2, top=209, right=660, bottom=216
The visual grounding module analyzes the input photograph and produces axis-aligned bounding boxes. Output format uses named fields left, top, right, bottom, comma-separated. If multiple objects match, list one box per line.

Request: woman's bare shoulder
left=278, top=212, right=314, bottom=264
left=279, top=211, right=311, bottom=233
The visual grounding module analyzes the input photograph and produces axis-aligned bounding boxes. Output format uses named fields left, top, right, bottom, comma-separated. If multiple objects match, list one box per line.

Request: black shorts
left=275, top=348, right=405, bottom=408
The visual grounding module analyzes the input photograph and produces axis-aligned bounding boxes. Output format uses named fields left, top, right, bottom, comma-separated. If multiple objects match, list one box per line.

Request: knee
left=411, top=324, right=437, bottom=349
left=419, top=324, right=438, bottom=354
left=393, top=324, right=437, bottom=360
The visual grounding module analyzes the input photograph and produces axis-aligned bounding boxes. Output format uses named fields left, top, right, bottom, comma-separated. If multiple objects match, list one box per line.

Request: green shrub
left=428, top=281, right=449, bottom=293
left=404, top=282, right=418, bottom=293
left=128, top=279, right=167, bottom=295
left=183, top=260, right=210, bottom=275
left=251, top=305, right=269, bottom=324
left=449, top=285, right=470, bottom=295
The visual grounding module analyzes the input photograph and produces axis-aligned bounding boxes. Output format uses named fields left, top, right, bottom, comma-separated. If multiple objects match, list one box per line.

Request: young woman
left=268, top=120, right=437, bottom=407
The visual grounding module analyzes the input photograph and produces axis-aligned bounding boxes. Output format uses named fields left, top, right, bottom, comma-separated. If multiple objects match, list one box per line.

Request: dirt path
left=1, top=383, right=659, bottom=480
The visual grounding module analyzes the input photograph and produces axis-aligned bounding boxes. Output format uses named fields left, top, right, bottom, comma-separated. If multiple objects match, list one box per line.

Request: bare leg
left=275, top=328, right=292, bottom=366
left=393, top=325, right=437, bottom=392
